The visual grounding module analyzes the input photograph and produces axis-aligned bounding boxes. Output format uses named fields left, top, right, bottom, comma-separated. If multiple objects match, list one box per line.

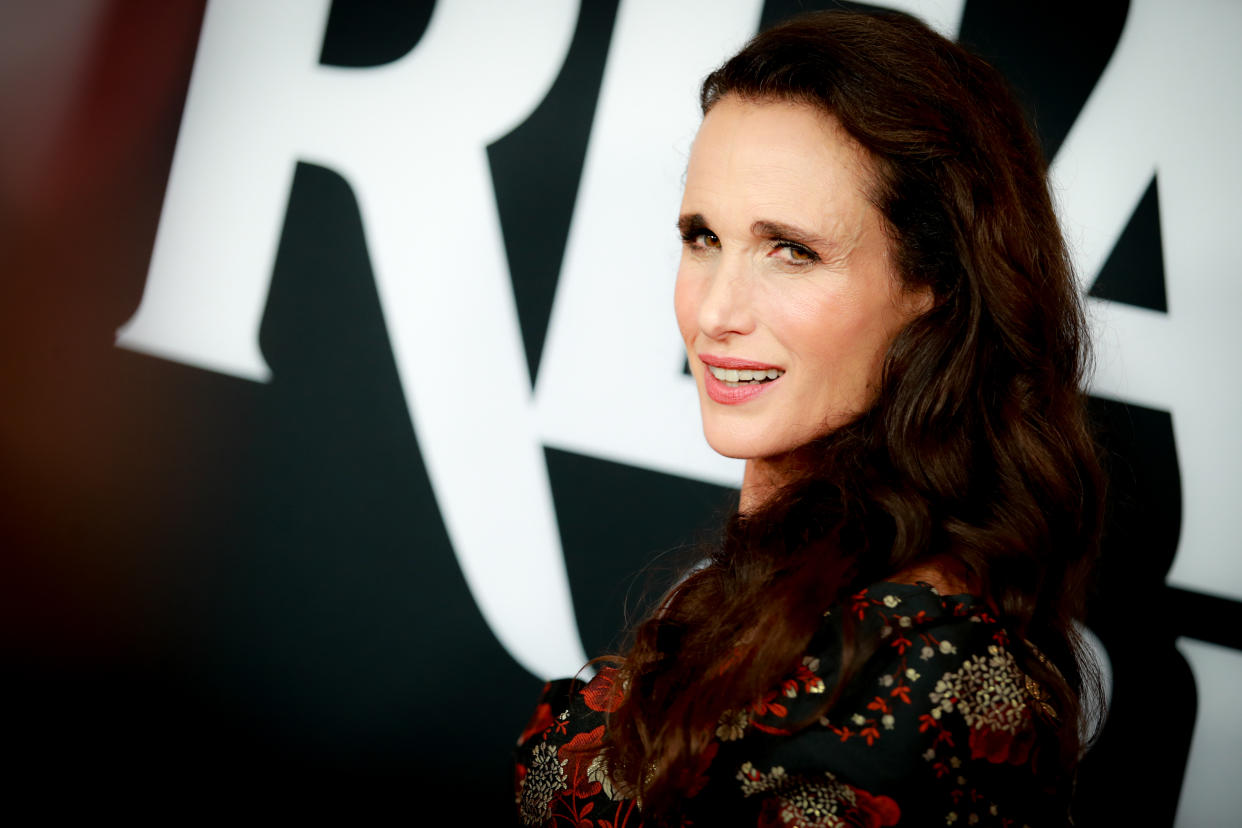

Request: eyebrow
left=677, top=213, right=708, bottom=236
left=750, top=220, right=832, bottom=250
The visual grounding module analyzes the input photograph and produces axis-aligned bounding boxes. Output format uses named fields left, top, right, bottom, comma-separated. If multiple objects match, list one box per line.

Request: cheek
left=818, top=310, right=905, bottom=396
left=780, top=293, right=881, bottom=380
left=673, top=266, right=701, bottom=345
left=767, top=288, right=842, bottom=359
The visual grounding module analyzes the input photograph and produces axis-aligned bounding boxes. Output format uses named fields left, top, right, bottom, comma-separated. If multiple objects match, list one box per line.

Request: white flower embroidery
left=716, top=708, right=749, bottom=742
left=736, top=765, right=863, bottom=823
left=518, top=742, right=568, bottom=826
left=586, top=753, right=619, bottom=800
left=927, top=649, right=1030, bottom=735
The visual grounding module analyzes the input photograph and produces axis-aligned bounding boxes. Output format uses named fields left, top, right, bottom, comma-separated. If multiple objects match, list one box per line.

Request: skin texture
left=675, top=96, right=930, bottom=511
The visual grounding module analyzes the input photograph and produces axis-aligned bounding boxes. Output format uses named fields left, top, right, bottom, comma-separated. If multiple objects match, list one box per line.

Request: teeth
left=707, top=365, right=784, bottom=385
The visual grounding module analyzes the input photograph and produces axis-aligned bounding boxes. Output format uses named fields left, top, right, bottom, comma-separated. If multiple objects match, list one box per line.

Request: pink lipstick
left=699, top=354, right=784, bottom=405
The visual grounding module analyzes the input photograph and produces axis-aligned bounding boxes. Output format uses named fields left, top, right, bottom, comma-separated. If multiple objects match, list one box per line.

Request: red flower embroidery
left=582, top=667, right=625, bottom=713
left=849, top=785, right=902, bottom=827
left=778, top=663, right=823, bottom=699
left=560, top=725, right=607, bottom=798
left=519, top=702, right=556, bottom=746
left=969, top=722, right=1036, bottom=765
left=749, top=689, right=789, bottom=720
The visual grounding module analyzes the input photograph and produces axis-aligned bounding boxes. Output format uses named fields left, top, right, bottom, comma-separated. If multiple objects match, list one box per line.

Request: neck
left=740, top=454, right=801, bottom=513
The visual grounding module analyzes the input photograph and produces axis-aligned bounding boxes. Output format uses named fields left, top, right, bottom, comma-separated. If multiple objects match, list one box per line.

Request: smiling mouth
left=707, top=365, right=785, bottom=387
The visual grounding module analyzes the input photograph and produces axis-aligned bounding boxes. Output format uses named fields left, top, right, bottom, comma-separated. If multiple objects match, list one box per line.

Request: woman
left=516, top=10, right=1103, bottom=826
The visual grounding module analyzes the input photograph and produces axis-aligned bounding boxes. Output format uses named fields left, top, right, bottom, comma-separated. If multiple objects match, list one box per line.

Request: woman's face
left=675, top=96, right=929, bottom=472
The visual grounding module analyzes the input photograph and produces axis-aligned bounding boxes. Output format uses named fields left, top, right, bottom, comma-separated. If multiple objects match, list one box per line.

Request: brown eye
left=681, top=229, right=720, bottom=252
left=774, top=241, right=818, bottom=264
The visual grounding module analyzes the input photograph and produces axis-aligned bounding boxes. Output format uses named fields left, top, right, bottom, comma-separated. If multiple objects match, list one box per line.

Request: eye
left=771, top=240, right=819, bottom=264
left=681, top=228, right=721, bottom=251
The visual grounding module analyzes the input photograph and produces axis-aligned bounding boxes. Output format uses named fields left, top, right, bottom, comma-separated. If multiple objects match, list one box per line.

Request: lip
left=698, top=354, right=784, bottom=405
left=699, top=354, right=782, bottom=371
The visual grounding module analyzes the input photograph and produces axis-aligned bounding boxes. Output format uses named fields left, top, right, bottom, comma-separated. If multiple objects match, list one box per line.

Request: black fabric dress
left=514, top=581, right=1070, bottom=827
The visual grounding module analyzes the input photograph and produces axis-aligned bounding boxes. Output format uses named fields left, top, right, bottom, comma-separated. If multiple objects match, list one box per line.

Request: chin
left=706, top=441, right=758, bottom=461
left=700, top=416, right=845, bottom=465
left=701, top=422, right=787, bottom=462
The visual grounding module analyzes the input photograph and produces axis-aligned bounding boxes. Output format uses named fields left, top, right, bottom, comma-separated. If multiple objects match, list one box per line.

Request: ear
left=900, top=283, right=935, bottom=319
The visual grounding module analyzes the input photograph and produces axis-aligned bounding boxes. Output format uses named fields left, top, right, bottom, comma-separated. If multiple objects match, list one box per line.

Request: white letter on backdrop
left=1052, top=0, right=1242, bottom=602
left=116, top=0, right=586, bottom=680
left=1173, top=639, right=1242, bottom=826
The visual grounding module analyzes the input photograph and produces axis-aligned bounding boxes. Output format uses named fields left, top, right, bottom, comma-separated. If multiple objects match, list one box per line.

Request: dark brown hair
left=600, top=8, right=1105, bottom=819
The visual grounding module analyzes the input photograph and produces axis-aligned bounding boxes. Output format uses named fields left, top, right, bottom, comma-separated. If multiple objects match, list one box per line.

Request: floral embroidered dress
left=514, top=582, right=1069, bottom=827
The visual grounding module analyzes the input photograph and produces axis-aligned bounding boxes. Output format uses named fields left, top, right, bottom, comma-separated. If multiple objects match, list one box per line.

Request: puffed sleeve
left=689, top=583, right=1068, bottom=828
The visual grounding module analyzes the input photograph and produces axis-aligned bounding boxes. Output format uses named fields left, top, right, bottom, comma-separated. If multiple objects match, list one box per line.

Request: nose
left=696, top=254, right=755, bottom=341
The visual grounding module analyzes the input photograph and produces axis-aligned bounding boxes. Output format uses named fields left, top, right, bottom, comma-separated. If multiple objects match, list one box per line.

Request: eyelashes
left=677, top=226, right=820, bottom=265
left=680, top=227, right=720, bottom=250
left=771, top=239, right=819, bottom=264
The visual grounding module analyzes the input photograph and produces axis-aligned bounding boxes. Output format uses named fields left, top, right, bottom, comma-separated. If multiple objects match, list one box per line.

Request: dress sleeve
left=695, top=584, right=1067, bottom=827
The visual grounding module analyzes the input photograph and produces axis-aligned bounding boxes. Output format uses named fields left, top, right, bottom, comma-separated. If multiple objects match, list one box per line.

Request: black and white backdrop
left=2, top=0, right=1239, bottom=822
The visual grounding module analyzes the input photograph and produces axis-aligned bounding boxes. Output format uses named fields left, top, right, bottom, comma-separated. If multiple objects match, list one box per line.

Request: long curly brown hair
left=599, top=9, right=1106, bottom=819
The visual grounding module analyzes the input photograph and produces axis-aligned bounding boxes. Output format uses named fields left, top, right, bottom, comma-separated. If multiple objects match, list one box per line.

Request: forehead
left=683, top=96, right=876, bottom=225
